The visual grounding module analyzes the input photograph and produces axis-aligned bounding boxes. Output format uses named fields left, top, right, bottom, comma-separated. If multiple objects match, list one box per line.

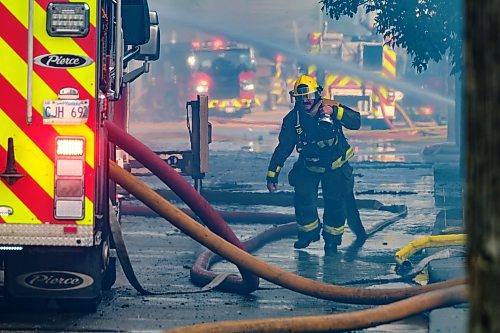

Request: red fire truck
left=0, top=0, right=159, bottom=311
left=185, top=39, right=258, bottom=116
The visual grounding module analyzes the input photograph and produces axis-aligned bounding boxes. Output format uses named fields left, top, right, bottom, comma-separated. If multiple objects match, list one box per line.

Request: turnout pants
left=289, top=161, right=354, bottom=245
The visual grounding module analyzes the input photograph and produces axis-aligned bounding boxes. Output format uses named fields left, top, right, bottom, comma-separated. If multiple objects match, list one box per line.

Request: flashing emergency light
left=213, top=39, right=224, bottom=49
left=191, top=41, right=201, bottom=48
left=56, top=138, right=84, bottom=156
left=275, top=54, right=284, bottom=63
left=196, top=80, right=209, bottom=93
left=46, top=2, right=90, bottom=37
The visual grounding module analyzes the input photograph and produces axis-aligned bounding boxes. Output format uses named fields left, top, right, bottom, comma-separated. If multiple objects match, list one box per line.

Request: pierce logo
left=34, top=54, right=94, bottom=69
left=17, top=271, right=94, bottom=291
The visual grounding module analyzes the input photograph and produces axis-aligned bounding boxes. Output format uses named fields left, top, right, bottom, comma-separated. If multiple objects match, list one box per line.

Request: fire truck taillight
left=54, top=137, right=85, bottom=220
left=46, top=2, right=90, bottom=37
left=56, top=138, right=84, bottom=156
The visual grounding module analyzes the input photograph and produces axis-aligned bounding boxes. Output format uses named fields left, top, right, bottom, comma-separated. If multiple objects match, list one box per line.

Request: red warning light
left=213, top=39, right=224, bottom=49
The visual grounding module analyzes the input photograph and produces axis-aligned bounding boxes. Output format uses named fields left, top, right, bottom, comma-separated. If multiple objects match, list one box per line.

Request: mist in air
left=146, top=0, right=457, bottom=107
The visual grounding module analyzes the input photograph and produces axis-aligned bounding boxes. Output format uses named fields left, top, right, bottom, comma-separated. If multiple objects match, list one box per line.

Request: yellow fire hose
left=395, top=234, right=467, bottom=265
left=395, top=102, right=415, bottom=129
left=109, top=161, right=465, bottom=305
left=165, top=284, right=467, bottom=333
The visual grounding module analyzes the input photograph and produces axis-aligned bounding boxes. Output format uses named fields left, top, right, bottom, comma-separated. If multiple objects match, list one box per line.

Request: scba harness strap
left=294, top=110, right=354, bottom=174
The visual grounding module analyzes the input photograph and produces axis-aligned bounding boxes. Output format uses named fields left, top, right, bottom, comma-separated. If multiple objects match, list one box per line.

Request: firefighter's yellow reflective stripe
left=0, top=37, right=95, bottom=168
left=276, top=166, right=282, bottom=173
left=323, top=224, right=344, bottom=236
left=298, top=219, right=319, bottom=232
left=267, top=170, right=276, bottom=178
left=275, top=64, right=282, bottom=78
left=295, top=124, right=303, bottom=135
left=0, top=181, right=39, bottom=224
left=0, top=108, right=54, bottom=196
left=337, top=106, right=344, bottom=121
left=331, top=146, right=354, bottom=170
left=3, top=1, right=95, bottom=97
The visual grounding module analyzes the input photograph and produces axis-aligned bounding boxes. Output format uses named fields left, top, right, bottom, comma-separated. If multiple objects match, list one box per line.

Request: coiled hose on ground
left=105, top=120, right=259, bottom=293
left=109, top=160, right=465, bottom=305
left=190, top=203, right=407, bottom=293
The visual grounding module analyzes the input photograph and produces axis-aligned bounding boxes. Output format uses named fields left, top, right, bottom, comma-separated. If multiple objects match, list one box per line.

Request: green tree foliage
left=321, top=0, right=463, bottom=75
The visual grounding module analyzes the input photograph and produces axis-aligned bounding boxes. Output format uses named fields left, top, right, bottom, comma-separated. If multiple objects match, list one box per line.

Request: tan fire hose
left=109, top=161, right=465, bottom=305
left=395, top=234, right=467, bottom=265
left=165, top=284, right=467, bottom=333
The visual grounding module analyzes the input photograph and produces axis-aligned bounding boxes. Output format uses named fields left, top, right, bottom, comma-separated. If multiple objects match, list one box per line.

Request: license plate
left=43, top=99, right=89, bottom=125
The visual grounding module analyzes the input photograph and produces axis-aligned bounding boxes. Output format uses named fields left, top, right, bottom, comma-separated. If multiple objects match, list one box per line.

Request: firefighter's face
left=298, top=96, right=319, bottom=115
left=301, top=98, right=314, bottom=111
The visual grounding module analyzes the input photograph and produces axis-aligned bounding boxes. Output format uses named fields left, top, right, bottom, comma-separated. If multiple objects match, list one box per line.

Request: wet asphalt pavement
left=0, top=108, right=448, bottom=332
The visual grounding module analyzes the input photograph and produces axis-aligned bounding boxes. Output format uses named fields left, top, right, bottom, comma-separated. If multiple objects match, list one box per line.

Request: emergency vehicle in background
left=186, top=38, right=258, bottom=116
left=305, top=25, right=403, bottom=129
left=266, top=54, right=295, bottom=110
left=0, top=0, right=159, bottom=310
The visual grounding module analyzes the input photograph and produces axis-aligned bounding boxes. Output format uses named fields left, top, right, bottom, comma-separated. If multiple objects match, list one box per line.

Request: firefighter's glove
left=266, top=167, right=280, bottom=193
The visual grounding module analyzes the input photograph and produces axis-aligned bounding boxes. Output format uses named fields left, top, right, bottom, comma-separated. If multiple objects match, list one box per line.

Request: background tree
left=320, top=0, right=463, bottom=75
left=321, top=0, right=464, bottom=155
left=466, top=1, right=500, bottom=332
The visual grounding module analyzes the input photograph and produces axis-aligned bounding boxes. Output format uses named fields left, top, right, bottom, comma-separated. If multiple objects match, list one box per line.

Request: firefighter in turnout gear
left=266, top=75, right=361, bottom=253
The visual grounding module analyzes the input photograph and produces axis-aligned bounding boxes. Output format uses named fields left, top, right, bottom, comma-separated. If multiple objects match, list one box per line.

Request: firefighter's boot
left=293, top=230, right=320, bottom=249
left=323, top=234, right=342, bottom=254
left=324, top=242, right=338, bottom=254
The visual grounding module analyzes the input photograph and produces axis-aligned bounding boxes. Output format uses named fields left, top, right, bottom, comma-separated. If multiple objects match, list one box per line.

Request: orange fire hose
left=109, top=160, right=465, bottom=305
left=165, top=284, right=467, bottom=333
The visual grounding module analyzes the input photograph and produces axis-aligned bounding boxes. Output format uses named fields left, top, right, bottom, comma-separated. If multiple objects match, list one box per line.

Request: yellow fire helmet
left=290, top=74, right=323, bottom=101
